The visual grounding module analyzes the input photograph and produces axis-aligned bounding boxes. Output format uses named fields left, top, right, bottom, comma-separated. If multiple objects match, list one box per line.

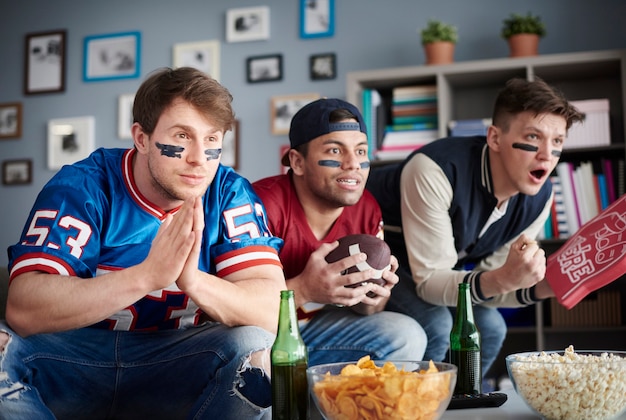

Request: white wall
left=1, top=0, right=626, bottom=266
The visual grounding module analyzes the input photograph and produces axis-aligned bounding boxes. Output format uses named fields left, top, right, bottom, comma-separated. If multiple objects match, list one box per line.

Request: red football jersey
left=253, top=174, right=384, bottom=280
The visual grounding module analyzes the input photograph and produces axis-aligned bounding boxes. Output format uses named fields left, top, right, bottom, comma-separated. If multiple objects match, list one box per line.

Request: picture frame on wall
left=83, top=31, right=141, bottom=82
left=226, top=6, right=270, bottom=43
left=0, top=102, right=23, bottom=139
left=309, top=53, right=336, bottom=80
left=173, top=40, right=220, bottom=81
left=24, top=30, right=66, bottom=94
left=47, top=116, right=96, bottom=170
left=246, top=54, right=283, bottom=83
left=117, top=93, right=135, bottom=139
left=300, top=0, right=334, bottom=39
left=221, top=120, right=239, bottom=170
left=2, top=159, right=32, bottom=186
left=271, top=93, right=320, bottom=135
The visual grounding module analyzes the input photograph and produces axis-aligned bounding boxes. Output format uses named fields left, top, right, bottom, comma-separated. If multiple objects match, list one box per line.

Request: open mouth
left=530, top=169, right=546, bottom=180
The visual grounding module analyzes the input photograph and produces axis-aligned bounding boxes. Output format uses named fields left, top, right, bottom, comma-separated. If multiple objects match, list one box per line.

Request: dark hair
left=132, top=67, right=235, bottom=135
left=294, top=108, right=359, bottom=157
left=492, top=77, right=584, bottom=131
left=329, top=108, right=359, bottom=124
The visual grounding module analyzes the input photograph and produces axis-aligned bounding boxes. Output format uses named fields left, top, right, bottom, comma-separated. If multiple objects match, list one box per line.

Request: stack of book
left=565, top=99, right=611, bottom=149
left=448, top=118, right=491, bottom=137
left=390, top=85, right=438, bottom=126
left=361, top=88, right=386, bottom=160
left=375, top=85, right=439, bottom=161
left=543, top=158, right=623, bottom=239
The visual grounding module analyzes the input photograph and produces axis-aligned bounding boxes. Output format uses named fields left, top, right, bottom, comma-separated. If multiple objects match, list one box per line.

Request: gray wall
left=1, top=0, right=626, bottom=266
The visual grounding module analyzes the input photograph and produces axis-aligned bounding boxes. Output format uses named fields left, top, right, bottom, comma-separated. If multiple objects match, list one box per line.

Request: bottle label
left=451, top=350, right=481, bottom=395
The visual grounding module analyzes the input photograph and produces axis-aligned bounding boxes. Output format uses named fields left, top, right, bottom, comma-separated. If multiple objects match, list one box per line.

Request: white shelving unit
left=347, top=49, right=626, bottom=147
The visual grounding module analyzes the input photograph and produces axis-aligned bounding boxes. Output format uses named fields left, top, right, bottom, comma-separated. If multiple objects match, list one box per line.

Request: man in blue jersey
left=1, top=67, right=285, bottom=420
left=366, top=78, right=584, bottom=379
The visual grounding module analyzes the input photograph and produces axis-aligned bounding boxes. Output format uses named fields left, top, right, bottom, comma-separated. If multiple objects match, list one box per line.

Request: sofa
left=1, top=267, right=8, bottom=319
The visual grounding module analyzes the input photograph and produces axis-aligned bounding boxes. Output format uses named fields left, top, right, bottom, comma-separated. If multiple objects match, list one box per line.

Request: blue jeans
left=301, top=306, right=427, bottom=366
left=0, top=322, right=274, bottom=420
left=385, top=267, right=507, bottom=376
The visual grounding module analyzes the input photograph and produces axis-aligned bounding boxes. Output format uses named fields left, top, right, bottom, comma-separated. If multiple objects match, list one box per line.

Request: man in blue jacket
left=366, top=77, right=583, bottom=377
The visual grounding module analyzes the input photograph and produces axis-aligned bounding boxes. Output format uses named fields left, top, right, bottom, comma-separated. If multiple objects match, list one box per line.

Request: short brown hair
left=492, top=77, right=584, bottom=131
left=132, top=67, right=235, bottom=135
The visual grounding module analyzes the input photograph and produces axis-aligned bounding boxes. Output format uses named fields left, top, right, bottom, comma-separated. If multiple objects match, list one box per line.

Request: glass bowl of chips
left=506, top=346, right=626, bottom=420
left=307, top=356, right=457, bottom=420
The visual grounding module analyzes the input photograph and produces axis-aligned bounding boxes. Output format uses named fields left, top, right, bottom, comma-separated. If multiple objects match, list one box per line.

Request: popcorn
left=508, top=346, right=626, bottom=420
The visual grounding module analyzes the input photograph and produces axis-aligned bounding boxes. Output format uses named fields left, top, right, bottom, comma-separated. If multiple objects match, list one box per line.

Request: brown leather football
left=325, top=234, right=391, bottom=287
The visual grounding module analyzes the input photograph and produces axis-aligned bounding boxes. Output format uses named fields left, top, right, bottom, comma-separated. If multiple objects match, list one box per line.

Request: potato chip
left=341, top=364, right=363, bottom=376
left=312, top=357, right=453, bottom=420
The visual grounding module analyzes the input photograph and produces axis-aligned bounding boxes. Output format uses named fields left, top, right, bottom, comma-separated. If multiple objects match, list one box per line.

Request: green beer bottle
left=450, top=282, right=482, bottom=395
left=271, top=290, right=309, bottom=419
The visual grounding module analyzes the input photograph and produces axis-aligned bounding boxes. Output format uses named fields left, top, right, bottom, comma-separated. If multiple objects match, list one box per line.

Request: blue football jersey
left=8, top=148, right=283, bottom=331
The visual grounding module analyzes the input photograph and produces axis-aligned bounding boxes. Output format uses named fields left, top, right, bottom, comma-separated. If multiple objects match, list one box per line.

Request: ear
left=289, top=149, right=306, bottom=176
left=131, top=123, right=149, bottom=153
left=486, top=125, right=502, bottom=152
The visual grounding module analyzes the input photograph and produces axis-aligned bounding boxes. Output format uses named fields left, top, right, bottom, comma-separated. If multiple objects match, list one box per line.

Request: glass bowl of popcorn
left=506, top=346, right=626, bottom=420
left=307, top=356, right=456, bottom=420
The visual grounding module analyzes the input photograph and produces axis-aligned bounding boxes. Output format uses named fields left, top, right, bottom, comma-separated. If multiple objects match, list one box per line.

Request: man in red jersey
left=253, top=98, right=426, bottom=365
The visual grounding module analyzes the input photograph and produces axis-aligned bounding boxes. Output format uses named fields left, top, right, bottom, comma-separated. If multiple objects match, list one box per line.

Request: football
left=325, top=234, right=392, bottom=288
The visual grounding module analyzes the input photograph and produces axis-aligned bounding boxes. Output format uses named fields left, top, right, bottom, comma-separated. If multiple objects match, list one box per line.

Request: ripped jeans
left=0, top=322, right=273, bottom=420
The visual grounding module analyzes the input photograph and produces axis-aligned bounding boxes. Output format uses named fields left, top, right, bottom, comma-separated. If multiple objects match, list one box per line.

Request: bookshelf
left=346, top=49, right=626, bottom=380
left=348, top=49, right=625, bottom=161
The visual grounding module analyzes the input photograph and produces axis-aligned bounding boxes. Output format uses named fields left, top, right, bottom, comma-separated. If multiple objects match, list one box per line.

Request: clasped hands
left=143, top=197, right=205, bottom=293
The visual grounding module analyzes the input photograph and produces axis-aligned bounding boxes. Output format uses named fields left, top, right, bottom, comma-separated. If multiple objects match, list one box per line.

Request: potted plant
left=420, top=19, right=458, bottom=65
left=501, top=12, right=546, bottom=57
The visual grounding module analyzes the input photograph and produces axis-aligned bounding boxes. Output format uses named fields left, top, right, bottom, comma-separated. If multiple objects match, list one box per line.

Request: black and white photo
left=310, top=53, right=336, bottom=80
left=226, top=6, right=270, bottom=42
left=271, top=93, right=320, bottom=135
left=24, top=30, right=66, bottom=94
left=173, top=40, right=220, bottom=81
left=117, top=94, right=135, bottom=140
left=0, top=103, right=22, bottom=139
left=2, top=159, right=32, bottom=186
left=221, top=120, right=239, bottom=170
left=84, top=31, right=140, bottom=82
left=47, top=116, right=95, bottom=170
left=247, top=54, right=283, bottom=83
left=300, top=0, right=335, bottom=38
